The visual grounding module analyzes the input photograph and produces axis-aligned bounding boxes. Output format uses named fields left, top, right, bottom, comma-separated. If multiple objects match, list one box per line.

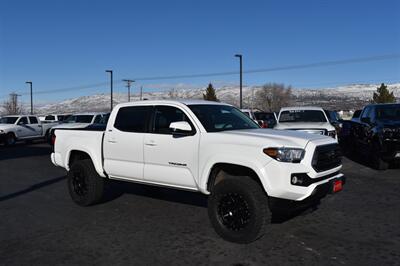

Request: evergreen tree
left=203, top=83, right=219, bottom=101
left=372, top=83, right=396, bottom=103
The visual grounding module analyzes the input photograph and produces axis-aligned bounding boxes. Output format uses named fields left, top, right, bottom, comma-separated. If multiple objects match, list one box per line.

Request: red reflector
left=333, top=180, right=343, bottom=193
left=51, top=135, right=56, bottom=145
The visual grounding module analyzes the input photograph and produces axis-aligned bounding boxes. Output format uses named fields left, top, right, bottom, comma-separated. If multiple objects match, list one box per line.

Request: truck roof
left=280, top=106, right=324, bottom=112
left=115, top=99, right=231, bottom=108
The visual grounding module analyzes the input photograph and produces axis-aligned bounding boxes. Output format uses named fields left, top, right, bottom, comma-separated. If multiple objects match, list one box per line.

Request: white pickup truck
left=0, top=115, right=55, bottom=145
left=275, top=107, right=338, bottom=139
left=51, top=100, right=345, bottom=243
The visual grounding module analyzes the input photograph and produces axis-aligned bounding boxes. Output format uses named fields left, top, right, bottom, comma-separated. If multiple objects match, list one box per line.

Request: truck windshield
left=64, top=115, right=94, bottom=123
left=188, top=104, right=259, bottom=132
left=376, top=105, right=400, bottom=121
left=0, top=117, right=18, bottom=124
left=279, top=110, right=327, bottom=123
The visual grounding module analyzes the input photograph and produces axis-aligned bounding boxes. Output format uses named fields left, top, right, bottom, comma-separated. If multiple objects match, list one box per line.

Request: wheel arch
left=204, top=162, right=268, bottom=195
left=65, top=149, right=106, bottom=178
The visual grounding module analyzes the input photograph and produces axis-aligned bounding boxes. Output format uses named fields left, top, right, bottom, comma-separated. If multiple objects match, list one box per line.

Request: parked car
left=41, top=114, right=71, bottom=123
left=274, top=107, right=337, bottom=139
left=49, top=112, right=108, bottom=144
left=0, top=115, right=56, bottom=145
left=240, top=109, right=257, bottom=121
left=254, top=112, right=277, bottom=128
left=340, top=103, right=400, bottom=170
left=324, top=110, right=343, bottom=135
left=51, top=100, right=345, bottom=243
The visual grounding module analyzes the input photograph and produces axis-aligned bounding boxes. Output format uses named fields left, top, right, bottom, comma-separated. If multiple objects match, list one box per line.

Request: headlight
left=327, top=130, right=336, bottom=138
left=0, top=129, right=4, bottom=133
left=263, top=147, right=305, bottom=163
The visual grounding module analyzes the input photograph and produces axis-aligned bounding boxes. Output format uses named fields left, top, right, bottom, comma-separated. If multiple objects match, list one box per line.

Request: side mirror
left=361, top=117, right=370, bottom=124
left=169, top=121, right=192, bottom=134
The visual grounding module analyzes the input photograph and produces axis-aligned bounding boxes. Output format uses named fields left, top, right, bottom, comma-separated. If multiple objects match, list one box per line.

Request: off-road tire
left=67, top=159, right=105, bottom=206
left=208, top=176, right=269, bottom=243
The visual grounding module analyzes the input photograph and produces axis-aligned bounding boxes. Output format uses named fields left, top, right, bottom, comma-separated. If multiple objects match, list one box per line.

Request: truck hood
left=0, top=124, right=16, bottom=131
left=274, top=122, right=334, bottom=130
left=52, top=123, right=91, bottom=129
left=219, top=128, right=330, bottom=148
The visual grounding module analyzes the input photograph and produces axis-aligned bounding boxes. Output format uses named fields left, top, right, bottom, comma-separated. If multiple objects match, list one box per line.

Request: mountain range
left=4, top=83, right=400, bottom=115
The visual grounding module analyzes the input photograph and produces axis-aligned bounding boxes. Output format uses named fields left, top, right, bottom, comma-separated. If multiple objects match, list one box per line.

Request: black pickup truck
left=340, top=103, right=400, bottom=170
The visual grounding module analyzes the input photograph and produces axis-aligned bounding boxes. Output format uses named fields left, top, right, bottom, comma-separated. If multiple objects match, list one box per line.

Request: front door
left=143, top=105, right=199, bottom=189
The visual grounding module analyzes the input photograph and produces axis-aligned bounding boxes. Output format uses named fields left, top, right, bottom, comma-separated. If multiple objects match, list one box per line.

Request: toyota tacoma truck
left=339, top=103, right=400, bottom=170
left=0, top=115, right=56, bottom=145
left=51, top=100, right=345, bottom=243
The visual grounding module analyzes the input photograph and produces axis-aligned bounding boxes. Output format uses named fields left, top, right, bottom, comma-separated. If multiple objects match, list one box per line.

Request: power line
left=1, top=53, right=399, bottom=98
left=128, top=54, right=400, bottom=81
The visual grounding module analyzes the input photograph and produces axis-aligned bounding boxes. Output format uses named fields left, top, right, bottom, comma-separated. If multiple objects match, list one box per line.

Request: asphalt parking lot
left=1, top=142, right=399, bottom=265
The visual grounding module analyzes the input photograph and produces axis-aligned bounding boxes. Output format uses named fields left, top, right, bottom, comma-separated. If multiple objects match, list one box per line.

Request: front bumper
left=0, top=133, right=7, bottom=143
left=269, top=175, right=346, bottom=213
left=381, top=140, right=400, bottom=161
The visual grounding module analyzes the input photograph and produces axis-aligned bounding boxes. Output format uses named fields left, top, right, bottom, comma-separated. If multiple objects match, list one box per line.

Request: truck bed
left=52, top=128, right=105, bottom=176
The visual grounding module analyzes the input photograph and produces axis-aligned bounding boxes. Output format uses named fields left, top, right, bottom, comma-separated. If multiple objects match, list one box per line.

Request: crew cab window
left=45, top=115, right=55, bottom=121
left=29, top=116, right=38, bottom=124
left=114, top=106, right=151, bottom=132
left=18, top=117, right=28, bottom=125
left=153, top=106, right=193, bottom=134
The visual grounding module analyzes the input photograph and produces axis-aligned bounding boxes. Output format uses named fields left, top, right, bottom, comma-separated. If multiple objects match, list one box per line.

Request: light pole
left=105, top=70, right=113, bottom=110
left=122, top=79, right=135, bottom=102
left=234, top=54, right=243, bottom=109
left=25, top=81, right=33, bottom=114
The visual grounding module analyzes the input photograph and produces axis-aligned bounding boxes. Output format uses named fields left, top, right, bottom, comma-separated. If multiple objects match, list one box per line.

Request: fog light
left=290, top=173, right=310, bottom=186
left=291, top=175, right=304, bottom=185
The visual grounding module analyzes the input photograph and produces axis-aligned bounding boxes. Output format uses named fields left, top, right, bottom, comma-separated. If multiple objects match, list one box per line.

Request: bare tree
left=168, top=88, right=180, bottom=99
left=2, top=93, right=22, bottom=115
left=255, top=83, right=292, bottom=112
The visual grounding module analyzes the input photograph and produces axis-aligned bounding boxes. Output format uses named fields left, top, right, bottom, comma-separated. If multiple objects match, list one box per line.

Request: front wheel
left=67, top=159, right=105, bottom=206
left=4, top=133, right=16, bottom=146
left=208, top=176, right=269, bottom=243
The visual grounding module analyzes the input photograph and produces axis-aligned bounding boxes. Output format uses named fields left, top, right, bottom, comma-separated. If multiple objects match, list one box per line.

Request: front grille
left=312, top=144, right=342, bottom=172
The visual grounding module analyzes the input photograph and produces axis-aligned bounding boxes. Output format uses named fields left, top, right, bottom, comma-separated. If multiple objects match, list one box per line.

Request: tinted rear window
left=114, top=106, right=151, bottom=132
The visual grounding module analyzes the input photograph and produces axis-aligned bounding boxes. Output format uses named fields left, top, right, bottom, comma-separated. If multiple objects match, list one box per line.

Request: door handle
left=145, top=140, right=157, bottom=146
left=145, top=143, right=157, bottom=146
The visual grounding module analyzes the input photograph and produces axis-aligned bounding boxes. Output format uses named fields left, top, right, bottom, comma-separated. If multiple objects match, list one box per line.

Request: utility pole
left=234, top=54, right=243, bottom=109
left=105, top=70, right=113, bottom=110
left=140, top=86, right=143, bottom=100
left=122, top=79, right=135, bottom=102
left=25, top=81, right=33, bottom=114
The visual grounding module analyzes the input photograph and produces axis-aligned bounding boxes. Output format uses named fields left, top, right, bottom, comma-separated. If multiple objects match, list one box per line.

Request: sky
left=0, top=0, right=400, bottom=103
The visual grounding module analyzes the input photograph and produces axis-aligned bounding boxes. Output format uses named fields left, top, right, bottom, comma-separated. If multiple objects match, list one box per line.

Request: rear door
left=143, top=105, right=200, bottom=189
left=103, top=106, right=152, bottom=181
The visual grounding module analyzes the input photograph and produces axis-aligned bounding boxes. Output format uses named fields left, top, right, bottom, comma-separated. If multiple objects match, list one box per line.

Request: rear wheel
left=67, top=159, right=105, bottom=206
left=208, top=176, right=269, bottom=243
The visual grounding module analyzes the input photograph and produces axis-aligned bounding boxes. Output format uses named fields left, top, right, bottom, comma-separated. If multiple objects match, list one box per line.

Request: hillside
left=29, top=82, right=400, bottom=114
